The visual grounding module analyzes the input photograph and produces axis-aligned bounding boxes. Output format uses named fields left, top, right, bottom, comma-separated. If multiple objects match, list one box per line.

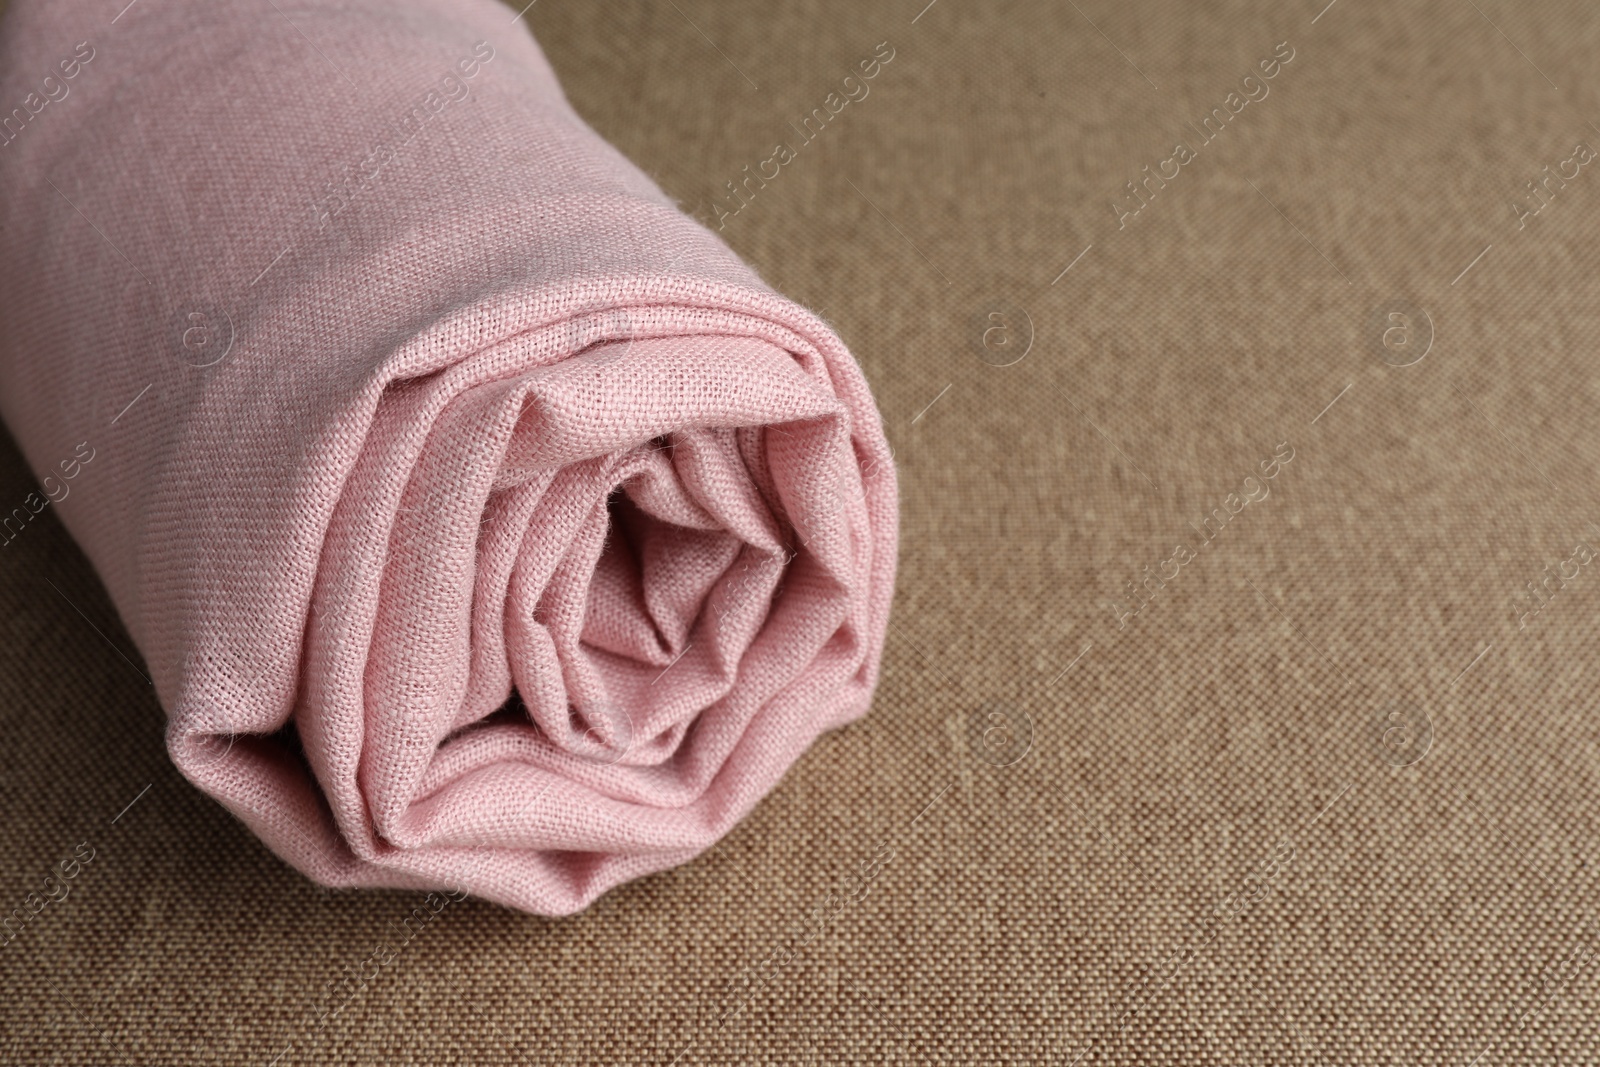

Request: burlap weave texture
left=2, top=0, right=1597, bottom=1062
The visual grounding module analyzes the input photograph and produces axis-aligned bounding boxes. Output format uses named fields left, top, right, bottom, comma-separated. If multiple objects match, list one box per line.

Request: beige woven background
left=5, top=0, right=1600, bottom=1062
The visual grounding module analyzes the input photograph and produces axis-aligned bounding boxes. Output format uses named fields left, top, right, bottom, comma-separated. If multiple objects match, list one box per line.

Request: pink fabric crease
left=0, top=0, right=897, bottom=914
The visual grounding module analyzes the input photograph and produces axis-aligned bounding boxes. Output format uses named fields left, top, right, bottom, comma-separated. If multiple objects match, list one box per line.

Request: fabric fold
left=0, top=0, right=897, bottom=914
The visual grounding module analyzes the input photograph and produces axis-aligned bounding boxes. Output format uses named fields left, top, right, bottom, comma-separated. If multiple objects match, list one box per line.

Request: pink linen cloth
left=0, top=0, right=896, bottom=915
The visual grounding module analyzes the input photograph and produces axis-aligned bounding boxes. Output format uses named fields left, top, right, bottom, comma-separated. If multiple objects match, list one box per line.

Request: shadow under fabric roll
left=0, top=0, right=897, bottom=914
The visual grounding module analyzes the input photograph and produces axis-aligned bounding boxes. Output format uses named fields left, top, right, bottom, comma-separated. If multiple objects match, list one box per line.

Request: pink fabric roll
left=0, top=0, right=896, bottom=914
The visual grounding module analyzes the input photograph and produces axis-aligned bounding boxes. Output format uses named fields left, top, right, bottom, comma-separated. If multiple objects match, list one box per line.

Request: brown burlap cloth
left=4, top=0, right=1598, bottom=1062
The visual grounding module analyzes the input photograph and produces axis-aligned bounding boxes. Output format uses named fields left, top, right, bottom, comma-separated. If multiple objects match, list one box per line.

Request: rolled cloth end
left=0, top=0, right=897, bottom=914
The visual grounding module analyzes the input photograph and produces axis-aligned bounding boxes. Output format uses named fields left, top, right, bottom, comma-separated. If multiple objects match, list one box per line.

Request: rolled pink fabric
left=0, top=0, right=896, bottom=914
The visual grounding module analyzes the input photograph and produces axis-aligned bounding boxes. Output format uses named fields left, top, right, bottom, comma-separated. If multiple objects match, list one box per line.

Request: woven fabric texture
left=0, top=0, right=898, bottom=917
left=3, top=0, right=1599, bottom=1062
